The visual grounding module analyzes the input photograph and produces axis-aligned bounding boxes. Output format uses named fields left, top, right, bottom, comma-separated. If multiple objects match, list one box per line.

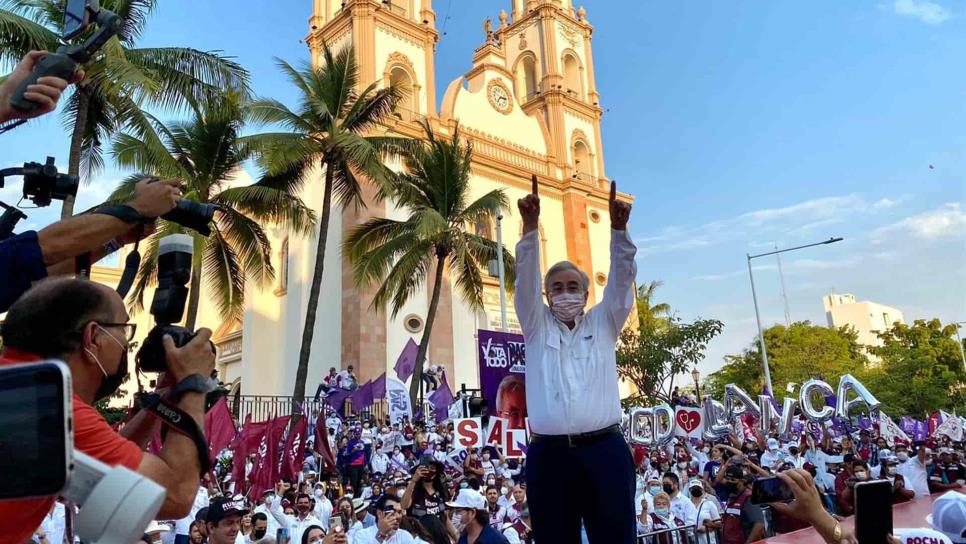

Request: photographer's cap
left=446, top=489, right=486, bottom=511
left=206, top=497, right=248, bottom=523
left=927, top=491, right=966, bottom=543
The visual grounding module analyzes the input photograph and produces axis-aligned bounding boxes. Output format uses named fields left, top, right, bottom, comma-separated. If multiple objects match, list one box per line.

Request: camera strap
left=141, top=393, right=211, bottom=477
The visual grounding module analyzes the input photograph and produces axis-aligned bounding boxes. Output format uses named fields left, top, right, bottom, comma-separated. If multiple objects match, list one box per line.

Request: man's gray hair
left=544, top=261, right=589, bottom=292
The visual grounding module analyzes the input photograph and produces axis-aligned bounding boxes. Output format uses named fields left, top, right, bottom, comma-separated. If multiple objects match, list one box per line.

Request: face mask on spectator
left=662, top=483, right=674, bottom=495
left=254, top=529, right=267, bottom=540
left=690, top=487, right=703, bottom=498
left=648, top=486, right=661, bottom=496
left=854, top=471, right=867, bottom=480
left=396, top=490, right=405, bottom=498
left=655, top=507, right=670, bottom=518
left=896, top=451, right=909, bottom=462
left=887, top=466, right=897, bottom=476
left=677, top=461, right=688, bottom=470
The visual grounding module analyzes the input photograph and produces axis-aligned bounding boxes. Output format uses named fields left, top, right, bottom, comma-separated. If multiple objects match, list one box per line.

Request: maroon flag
left=394, top=338, right=419, bottom=382
left=313, top=409, right=337, bottom=473
left=204, top=398, right=237, bottom=464
left=250, top=415, right=289, bottom=499
left=242, top=418, right=270, bottom=451
left=231, top=415, right=251, bottom=496
left=281, top=416, right=309, bottom=481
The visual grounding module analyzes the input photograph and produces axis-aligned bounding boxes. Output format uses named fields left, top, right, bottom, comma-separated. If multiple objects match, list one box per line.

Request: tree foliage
left=862, top=319, right=966, bottom=416
left=250, top=43, right=408, bottom=410
left=617, top=316, right=724, bottom=407
left=635, top=280, right=672, bottom=332
left=344, top=121, right=515, bottom=407
left=706, top=321, right=869, bottom=399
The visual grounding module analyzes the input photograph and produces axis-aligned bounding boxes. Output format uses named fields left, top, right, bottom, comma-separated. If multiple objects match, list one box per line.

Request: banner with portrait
left=477, top=329, right=527, bottom=430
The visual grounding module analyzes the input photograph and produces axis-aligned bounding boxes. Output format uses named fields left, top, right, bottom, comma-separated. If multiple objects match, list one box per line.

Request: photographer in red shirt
left=0, top=278, right=215, bottom=543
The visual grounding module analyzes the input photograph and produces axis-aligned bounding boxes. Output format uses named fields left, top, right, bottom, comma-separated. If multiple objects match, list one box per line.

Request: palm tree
left=0, top=0, right=250, bottom=217
left=108, top=92, right=315, bottom=328
left=344, top=120, right=516, bottom=407
left=249, top=43, right=407, bottom=409
left=636, top=280, right=672, bottom=332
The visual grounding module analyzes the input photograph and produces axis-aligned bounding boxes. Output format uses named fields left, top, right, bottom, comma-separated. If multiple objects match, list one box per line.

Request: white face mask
left=896, top=452, right=909, bottom=462
left=501, top=487, right=509, bottom=495
left=677, top=462, right=688, bottom=470
left=886, top=466, right=897, bottom=476
left=396, top=489, right=405, bottom=499
left=549, top=292, right=585, bottom=322
left=451, top=512, right=466, bottom=533
left=854, top=471, right=867, bottom=480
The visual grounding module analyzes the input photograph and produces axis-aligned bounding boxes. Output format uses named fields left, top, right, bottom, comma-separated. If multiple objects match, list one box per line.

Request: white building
left=823, top=292, right=905, bottom=349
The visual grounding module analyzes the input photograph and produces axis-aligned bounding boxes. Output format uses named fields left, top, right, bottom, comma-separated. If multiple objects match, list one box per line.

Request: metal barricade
left=636, top=524, right=695, bottom=544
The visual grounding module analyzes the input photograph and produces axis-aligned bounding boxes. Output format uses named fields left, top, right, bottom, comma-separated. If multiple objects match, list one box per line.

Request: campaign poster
left=477, top=329, right=527, bottom=430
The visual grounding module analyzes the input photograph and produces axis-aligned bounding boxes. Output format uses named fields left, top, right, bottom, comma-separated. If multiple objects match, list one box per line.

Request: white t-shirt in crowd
left=670, top=493, right=698, bottom=526
left=693, top=497, right=721, bottom=544
left=898, top=456, right=930, bottom=498
left=352, top=525, right=416, bottom=543
left=175, top=487, right=209, bottom=535
left=759, top=449, right=785, bottom=471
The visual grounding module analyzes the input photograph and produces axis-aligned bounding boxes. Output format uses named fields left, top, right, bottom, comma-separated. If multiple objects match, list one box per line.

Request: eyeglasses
left=97, top=322, right=138, bottom=342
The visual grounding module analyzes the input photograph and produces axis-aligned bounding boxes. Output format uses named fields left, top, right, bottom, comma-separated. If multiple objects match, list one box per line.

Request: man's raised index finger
left=610, top=180, right=617, bottom=202
left=531, top=174, right=539, bottom=196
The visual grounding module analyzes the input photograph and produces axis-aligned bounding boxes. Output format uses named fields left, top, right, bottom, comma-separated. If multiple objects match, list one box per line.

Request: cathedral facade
left=235, top=0, right=630, bottom=396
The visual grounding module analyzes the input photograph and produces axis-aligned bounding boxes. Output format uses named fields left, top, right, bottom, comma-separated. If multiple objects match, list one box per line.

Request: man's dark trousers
left=527, top=428, right=637, bottom=543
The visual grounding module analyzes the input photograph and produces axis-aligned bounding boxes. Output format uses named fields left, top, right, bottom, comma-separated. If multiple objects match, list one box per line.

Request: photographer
left=0, top=176, right=181, bottom=312
left=0, top=278, right=215, bottom=542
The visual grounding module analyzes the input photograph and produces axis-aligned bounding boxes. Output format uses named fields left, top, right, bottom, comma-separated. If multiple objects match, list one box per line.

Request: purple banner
left=478, top=329, right=528, bottom=430
left=914, top=420, right=928, bottom=442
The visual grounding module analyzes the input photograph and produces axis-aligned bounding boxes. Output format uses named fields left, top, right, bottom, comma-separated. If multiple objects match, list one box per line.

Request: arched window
left=562, top=53, right=582, bottom=98
left=573, top=140, right=592, bottom=178
left=514, top=52, right=540, bottom=102
left=390, top=67, right=415, bottom=115
left=473, top=218, right=493, bottom=240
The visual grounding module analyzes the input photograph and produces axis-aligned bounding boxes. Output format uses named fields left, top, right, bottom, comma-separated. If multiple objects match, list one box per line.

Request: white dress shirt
left=268, top=496, right=322, bottom=543
left=352, top=525, right=417, bottom=544
left=670, top=493, right=698, bottom=526
left=40, top=502, right=66, bottom=544
left=514, top=228, right=637, bottom=435
left=371, top=451, right=390, bottom=475
left=897, top=456, right=930, bottom=498
left=175, top=487, right=209, bottom=535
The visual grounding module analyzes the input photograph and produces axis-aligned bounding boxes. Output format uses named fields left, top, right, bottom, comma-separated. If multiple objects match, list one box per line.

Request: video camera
left=0, top=361, right=165, bottom=542
left=0, top=157, right=79, bottom=239
left=10, top=0, right=121, bottom=114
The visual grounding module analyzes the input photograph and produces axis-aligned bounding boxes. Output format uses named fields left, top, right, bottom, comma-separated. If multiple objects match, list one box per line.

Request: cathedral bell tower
left=497, top=0, right=606, bottom=285
left=304, top=0, right=443, bottom=383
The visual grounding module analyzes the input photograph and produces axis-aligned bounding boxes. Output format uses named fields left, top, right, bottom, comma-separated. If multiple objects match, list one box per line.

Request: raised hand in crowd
left=518, top=174, right=540, bottom=233
left=0, top=51, right=84, bottom=124
left=770, top=469, right=858, bottom=544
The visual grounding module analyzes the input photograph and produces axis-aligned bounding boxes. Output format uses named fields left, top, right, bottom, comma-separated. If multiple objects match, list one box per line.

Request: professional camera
left=163, top=198, right=217, bottom=237
left=136, top=233, right=206, bottom=372
left=0, top=157, right=79, bottom=239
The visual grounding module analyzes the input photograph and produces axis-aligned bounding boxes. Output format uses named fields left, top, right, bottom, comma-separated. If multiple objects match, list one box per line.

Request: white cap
left=767, top=438, right=779, bottom=450
left=446, top=489, right=486, bottom=510
left=928, top=491, right=966, bottom=543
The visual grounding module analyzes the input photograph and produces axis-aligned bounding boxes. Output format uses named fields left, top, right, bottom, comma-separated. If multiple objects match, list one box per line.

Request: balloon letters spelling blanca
left=777, top=397, right=799, bottom=440
left=799, top=379, right=836, bottom=423
left=702, top=396, right=730, bottom=441
left=835, top=374, right=881, bottom=420
left=724, top=384, right=761, bottom=422
left=628, top=405, right=675, bottom=446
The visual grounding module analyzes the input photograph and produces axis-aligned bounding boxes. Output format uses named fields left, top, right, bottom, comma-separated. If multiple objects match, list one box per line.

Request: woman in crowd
left=403, top=456, right=450, bottom=519
left=640, top=492, right=687, bottom=544
left=688, top=479, right=721, bottom=544
left=235, top=513, right=254, bottom=544
left=188, top=521, right=205, bottom=544
left=300, top=525, right=325, bottom=544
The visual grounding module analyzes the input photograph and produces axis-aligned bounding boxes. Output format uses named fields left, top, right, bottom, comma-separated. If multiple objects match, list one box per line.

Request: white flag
left=386, top=377, right=413, bottom=423
left=879, top=412, right=910, bottom=444
left=934, top=414, right=964, bottom=442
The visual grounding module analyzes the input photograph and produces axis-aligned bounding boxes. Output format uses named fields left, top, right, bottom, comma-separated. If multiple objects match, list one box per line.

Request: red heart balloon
left=676, top=410, right=701, bottom=434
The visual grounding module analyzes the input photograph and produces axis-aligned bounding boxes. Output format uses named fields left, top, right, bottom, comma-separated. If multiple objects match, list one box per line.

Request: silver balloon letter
left=799, top=379, right=835, bottom=423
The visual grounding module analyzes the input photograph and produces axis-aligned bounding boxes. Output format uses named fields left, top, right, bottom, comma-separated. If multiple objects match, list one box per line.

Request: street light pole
left=954, top=321, right=966, bottom=371
left=747, top=255, right=773, bottom=396
left=496, top=214, right=508, bottom=332
left=747, top=237, right=844, bottom=396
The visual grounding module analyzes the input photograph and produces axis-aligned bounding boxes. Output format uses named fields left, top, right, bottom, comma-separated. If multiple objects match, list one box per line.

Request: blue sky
left=2, top=0, right=963, bottom=377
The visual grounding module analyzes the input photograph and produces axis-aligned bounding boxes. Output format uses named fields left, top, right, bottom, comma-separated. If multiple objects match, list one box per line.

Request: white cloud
left=873, top=203, right=966, bottom=241
left=893, top=0, right=951, bottom=25
left=637, top=193, right=901, bottom=255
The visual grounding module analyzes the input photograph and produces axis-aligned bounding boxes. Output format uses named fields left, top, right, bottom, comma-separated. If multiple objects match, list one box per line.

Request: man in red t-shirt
left=0, top=278, right=215, bottom=544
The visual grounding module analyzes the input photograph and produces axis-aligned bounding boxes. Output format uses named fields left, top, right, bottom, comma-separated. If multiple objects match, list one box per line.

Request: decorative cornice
left=377, top=22, right=422, bottom=48
left=384, top=51, right=415, bottom=74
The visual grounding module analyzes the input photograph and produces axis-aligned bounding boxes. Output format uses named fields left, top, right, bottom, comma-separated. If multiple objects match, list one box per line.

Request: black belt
left=530, top=424, right=622, bottom=448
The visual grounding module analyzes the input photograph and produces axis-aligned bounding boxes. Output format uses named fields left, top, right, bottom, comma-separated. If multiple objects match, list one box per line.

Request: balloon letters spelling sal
left=628, top=374, right=880, bottom=445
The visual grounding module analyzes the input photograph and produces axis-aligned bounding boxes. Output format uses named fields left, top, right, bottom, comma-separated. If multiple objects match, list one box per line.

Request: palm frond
left=457, top=189, right=509, bottom=226
left=0, top=4, right=58, bottom=63
left=214, top=206, right=275, bottom=288
left=202, top=225, right=246, bottom=324
left=247, top=98, right=315, bottom=133
left=214, top=184, right=316, bottom=235
left=106, top=0, right=156, bottom=44
left=125, top=47, right=251, bottom=109
left=448, top=241, right=486, bottom=311
left=372, top=241, right=434, bottom=317
left=342, top=82, right=402, bottom=134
